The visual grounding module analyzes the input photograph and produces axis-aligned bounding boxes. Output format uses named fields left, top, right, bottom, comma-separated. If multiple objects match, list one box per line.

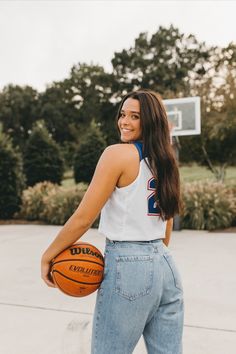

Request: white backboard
left=163, top=96, right=201, bottom=136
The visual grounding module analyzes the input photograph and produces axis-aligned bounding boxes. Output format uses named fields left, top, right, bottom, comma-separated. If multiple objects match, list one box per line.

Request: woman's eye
left=131, top=115, right=139, bottom=120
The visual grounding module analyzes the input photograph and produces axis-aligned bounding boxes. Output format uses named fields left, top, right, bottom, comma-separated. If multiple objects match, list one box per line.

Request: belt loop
left=106, top=238, right=115, bottom=247
left=153, top=244, right=158, bottom=253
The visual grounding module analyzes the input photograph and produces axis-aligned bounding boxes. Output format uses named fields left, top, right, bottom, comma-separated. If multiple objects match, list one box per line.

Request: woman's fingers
left=41, top=261, right=56, bottom=288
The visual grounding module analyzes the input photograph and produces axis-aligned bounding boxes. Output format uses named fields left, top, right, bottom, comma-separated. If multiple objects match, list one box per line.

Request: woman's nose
left=121, top=115, right=130, bottom=124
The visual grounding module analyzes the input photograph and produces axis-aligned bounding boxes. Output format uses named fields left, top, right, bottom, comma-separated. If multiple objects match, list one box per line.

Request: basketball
left=51, top=242, right=104, bottom=297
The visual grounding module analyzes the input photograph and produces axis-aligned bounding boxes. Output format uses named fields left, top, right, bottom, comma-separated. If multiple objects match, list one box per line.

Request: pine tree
left=24, top=121, right=64, bottom=186
left=0, top=133, right=25, bottom=218
left=74, top=121, right=106, bottom=183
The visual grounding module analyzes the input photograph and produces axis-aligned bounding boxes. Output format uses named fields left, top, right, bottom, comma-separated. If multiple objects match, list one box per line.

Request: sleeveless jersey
left=98, top=142, right=167, bottom=241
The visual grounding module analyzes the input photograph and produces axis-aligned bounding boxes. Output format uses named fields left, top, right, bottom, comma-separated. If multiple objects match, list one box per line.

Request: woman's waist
left=105, top=237, right=166, bottom=254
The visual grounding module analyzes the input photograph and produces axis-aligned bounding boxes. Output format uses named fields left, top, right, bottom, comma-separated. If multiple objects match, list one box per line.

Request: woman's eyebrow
left=121, top=109, right=140, bottom=114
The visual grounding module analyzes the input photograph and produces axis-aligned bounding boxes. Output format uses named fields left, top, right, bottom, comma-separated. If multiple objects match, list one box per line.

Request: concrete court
left=0, top=225, right=236, bottom=354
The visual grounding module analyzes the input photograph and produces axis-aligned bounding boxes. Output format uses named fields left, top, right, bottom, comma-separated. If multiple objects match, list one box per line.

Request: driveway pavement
left=0, top=225, right=235, bottom=354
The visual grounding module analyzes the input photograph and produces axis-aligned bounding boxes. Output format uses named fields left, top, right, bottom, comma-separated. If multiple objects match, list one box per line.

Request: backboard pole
left=172, top=136, right=181, bottom=231
left=165, top=96, right=201, bottom=231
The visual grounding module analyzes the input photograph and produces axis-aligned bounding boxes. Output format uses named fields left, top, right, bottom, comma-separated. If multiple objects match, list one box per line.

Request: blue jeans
left=91, top=238, right=184, bottom=354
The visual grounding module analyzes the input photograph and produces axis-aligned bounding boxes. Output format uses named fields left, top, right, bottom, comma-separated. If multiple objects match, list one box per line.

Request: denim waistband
left=106, top=238, right=164, bottom=245
left=105, top=238, right=167, bottom=255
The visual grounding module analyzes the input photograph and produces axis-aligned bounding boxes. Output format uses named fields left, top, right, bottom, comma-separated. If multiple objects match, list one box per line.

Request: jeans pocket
left=115, top=255, right=153, bottom=301
left=163, top=253, right=183, bottom=291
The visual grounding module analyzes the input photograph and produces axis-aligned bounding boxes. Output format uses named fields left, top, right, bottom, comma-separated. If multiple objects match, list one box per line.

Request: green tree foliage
left=98, top=100, right=119, bottom=145
left=38, top=82, right=79, bottom=144
left=24, top=121, right=65, bottom=186
left=201, top=70, right=236, bottom=180
left=66, top=63, right=118, bottom=144
left=0, top=85, right=38, bottom=150
left=180, top=44, right=236, bottom=180
left=74, top=121, right=106, bottom=183
left=39, top=63, right=118, bottom=146
left=0, top=133, right=25, bottom=218
left=68, top=63, right=111, bottom=124
left=111, top=25, right=211, bottom=97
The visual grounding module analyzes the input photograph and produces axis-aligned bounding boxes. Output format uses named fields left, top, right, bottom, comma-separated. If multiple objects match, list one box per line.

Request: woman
left=41, top=89, right=184, bottom=354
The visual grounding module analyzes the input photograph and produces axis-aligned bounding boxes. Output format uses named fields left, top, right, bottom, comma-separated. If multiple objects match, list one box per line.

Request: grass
left=62, top=170, right=88, bottom=189
left=62, top=165, right=236, bottom=188
left=62, top=170, right=75, bottom=188
left=179, top=164, right=236, bottom=186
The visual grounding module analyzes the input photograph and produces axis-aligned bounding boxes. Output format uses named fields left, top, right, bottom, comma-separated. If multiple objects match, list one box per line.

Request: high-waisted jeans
left=91, top=238, right=184, bottom=354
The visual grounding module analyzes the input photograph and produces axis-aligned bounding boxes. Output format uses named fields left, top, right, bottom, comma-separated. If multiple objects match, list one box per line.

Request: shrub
left=74, top=121, right=106, bottom=183
left=17, top=181, right=58, bottom=220
left=24, top=121, right=65, bottom=186
left=0, top=133, right=25, bottom=219
left=181, top=180, right=236, bottom=230
left=18, top=182, right=91, bottom=225
left=41, top=186, right=86, bottom=225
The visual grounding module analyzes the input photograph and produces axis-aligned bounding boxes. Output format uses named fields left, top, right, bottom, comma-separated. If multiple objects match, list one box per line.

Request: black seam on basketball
left=53, top=276, right=73, bottom=296
left=53, top=275, right=61, bottom=289
left=52, top=259, right=104, bottom=267
left=52, top=270, right=102, bottom=285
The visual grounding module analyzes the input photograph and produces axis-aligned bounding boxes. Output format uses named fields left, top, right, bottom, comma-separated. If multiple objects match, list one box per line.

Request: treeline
left=0, top=25, right=235, bottom=175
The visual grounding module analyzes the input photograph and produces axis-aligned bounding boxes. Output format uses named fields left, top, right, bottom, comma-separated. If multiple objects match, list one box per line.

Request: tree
left=39, top=63, right=118, bottom=147
left=186, top=44, right=236, bottom=181
left=74, top=121, right=106, bottom=183
left=0, top=85, right=39, bottom=150
left=24, top=121, right=65, bottom=186
left=111, top=25, right=211, bottom=97
left=0, top=132, right=25, bottom=218
left=66, top=63, right=117, bottom=144
left=38, top=82, right=80, bottom=144
left=201, top=70, right=236, bottom=180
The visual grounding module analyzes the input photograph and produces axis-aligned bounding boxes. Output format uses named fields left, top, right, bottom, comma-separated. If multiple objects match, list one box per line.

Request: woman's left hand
left=41, top=256, right=56, bottom=288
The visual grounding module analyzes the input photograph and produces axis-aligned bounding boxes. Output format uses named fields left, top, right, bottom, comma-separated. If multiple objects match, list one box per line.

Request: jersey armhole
left=133, top=142, right=143, bottom=161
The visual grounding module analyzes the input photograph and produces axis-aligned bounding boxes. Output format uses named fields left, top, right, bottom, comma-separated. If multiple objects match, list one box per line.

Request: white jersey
left=98, top=142, right=167, bottom=241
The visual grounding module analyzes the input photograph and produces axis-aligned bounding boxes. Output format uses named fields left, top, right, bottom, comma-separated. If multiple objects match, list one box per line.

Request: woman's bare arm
left=41, top=145, right=123, bottom=287
left=163, top=218, right=173, bottom=247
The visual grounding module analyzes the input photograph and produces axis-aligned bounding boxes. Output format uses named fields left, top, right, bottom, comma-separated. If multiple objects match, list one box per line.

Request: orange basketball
left=51, top=242, right=104, bottom=297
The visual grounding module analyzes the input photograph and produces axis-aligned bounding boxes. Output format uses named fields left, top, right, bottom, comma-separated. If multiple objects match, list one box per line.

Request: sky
left=0, top=0, right=236, bottom=92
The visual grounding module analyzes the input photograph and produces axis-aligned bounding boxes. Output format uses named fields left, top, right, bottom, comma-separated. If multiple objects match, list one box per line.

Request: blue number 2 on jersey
left=147, top=177, right=161, bottom=216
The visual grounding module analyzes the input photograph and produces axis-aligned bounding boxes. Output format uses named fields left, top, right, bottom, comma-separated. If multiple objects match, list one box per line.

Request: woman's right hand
left=41, top=256, right=56, bottom=288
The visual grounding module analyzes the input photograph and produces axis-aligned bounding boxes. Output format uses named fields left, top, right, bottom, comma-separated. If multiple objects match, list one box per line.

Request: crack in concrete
left=0, top=301, right=92, bottom=316
left=1, top=302, right=236, bottom=334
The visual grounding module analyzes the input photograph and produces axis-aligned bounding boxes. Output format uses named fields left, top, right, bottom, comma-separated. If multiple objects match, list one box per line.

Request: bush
left=0, top=133, right=25, bottom=219
left=17, top=181, right=59, bottom=221
left=18, top=182, right=89, bottom=225
left=74, top=121, right=106, bottom=183
left=41, top=186, right=85, bottom=225
left=24, top=121, right=65, bottom=186
left=181, top=180, right=236, bottom=230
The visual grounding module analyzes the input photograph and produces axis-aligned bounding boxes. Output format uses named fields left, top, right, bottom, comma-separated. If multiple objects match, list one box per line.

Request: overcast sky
left=0, top=0, right=236, bottom=92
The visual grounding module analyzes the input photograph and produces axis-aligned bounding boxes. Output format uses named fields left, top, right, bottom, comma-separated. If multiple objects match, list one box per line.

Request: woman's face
left=118, top=98, right=142, bottom=143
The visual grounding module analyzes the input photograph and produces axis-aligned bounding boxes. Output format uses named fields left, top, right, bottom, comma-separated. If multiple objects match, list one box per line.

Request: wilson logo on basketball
left=69, top=265, right=103, bottom=276
left=70, top=247, right=103, bottom=262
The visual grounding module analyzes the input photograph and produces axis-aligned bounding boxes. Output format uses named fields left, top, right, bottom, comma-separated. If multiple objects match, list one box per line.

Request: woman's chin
left=120, top=134, right=137, bottom=142
left=120, top=136, right=130, bottom=143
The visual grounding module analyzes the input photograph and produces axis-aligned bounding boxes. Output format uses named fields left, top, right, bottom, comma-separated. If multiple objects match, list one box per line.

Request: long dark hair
left=116, top=89, right=181, bottom=220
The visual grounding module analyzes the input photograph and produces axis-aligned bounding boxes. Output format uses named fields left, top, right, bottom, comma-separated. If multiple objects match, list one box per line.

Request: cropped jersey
left=98, top=142, right=167, bottom=241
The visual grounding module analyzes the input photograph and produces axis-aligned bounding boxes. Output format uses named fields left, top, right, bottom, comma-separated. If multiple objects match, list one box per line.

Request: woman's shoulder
left=104, top=143, right=138, bottom=160
left=106, top=143, right=139, bottom=151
